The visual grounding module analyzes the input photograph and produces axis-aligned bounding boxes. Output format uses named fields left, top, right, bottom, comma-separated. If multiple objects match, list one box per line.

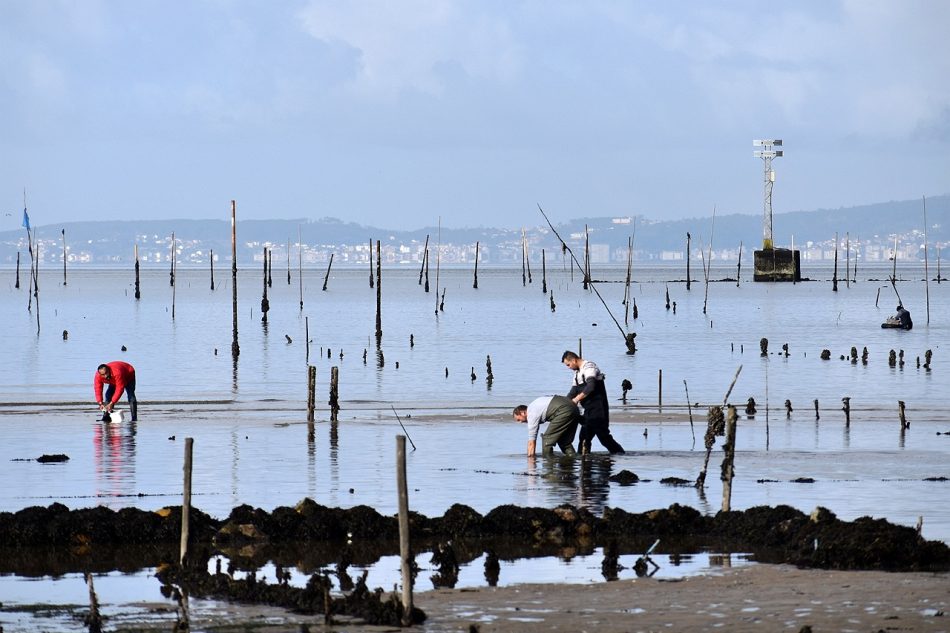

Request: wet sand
left=88, top=565, right=948, bottom=632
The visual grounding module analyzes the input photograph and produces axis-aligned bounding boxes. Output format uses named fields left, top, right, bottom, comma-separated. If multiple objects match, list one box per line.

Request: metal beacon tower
left=752, top=139, right=801, bottom=282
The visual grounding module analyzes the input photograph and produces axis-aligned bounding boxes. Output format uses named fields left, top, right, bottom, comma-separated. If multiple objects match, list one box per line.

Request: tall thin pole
left=434, top=218, right=441, bottom=315
left=210, top=249, right=215, bottom=290
left=624, top=236, right=632, bottom=327
left=473, top=241, right=479, bottom=289
left=180, top=437, right=193, bottom=564
left=541, top=248, right=547, bottom=294
left=685, top=232, right=691, bottom=291
left=521, top=227, right=527, bottom=287
left=736, top=241, right=743, bottom=287
left=298, top=225, right=304, bottom=310
left=923, top=196, right=931, bottom=324
left=62, top=228, right=67, bottom=286
left=231, top=201, right=240, bottom=359
left=369, top=238, right=375, bottom=288
left=525, top=231, right=532, bottom=283
left=844, top=231, right=851, bottom=288
left=832, top=232, right=839, bottom=292
left=171, top=235, right=177, bottom=320
left=169, top=232, right=175, bottom=287
left=396, top=435, right=413, bottom=626
left=134, top=244, right=141, bottom=300
left=418, top=235, right=429, bottom=285
left=375, top=240, right=382, bottom=342
left=33, top=241, right=40, bottom=335
left=287, top=239, right=291, bottom=285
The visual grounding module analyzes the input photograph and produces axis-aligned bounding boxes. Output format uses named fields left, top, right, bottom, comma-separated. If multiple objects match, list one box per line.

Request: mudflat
left=414, top=564, right=950, bottom=632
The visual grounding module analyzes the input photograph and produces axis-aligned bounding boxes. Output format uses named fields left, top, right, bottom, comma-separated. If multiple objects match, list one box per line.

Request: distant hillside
left=1, top=195, right=946, bottom=265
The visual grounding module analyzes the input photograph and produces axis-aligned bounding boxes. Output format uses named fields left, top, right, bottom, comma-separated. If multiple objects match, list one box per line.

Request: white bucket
left=103, top=409, right=125, bottom=424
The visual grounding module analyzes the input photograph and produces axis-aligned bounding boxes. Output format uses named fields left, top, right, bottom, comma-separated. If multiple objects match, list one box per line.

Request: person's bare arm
left=527, top=439, right=537, bottom=456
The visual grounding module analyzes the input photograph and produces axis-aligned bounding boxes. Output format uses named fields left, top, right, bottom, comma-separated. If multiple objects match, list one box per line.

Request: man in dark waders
left=562, top=350, right=625, bottom=455
left=512, top=395, right=580, bottom=457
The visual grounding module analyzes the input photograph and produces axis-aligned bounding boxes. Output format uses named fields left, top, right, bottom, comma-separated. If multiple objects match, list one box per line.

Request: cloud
left=296, top=0, right=523, bottom=99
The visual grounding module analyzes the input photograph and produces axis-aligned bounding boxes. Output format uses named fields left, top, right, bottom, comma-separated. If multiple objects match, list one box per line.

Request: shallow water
left=1, top=263, right=948, bottom=628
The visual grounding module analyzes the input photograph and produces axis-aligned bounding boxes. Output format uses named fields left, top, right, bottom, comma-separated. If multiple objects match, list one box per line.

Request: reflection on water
left=93, top=421, right=136, bottom=499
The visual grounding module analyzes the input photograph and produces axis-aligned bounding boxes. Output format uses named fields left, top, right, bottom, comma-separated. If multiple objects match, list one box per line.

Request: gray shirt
left=525, top=395, right=555, bottom=441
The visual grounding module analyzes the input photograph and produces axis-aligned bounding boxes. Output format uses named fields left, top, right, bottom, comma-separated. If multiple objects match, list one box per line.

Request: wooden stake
left=298, top=225, right=304, bottom=310
left=683, top=380, right=695, bottom=442
left=369, top=238, right=374, bottom=288
left=376, top=240, right=382, bottom=342
left=899, top=400, right=908, bottom=430
left=832, top=232, right=839, bottom=292
left=845, top=232, right=850, bottom=289
left=169, top=232, right=176, bottom=287
left=210, top=248, right=215, bottom=290
left=736, top=241, right=742, bottom=288
left=521, top=227, right=527, bottom=287
left=658, top=369, right=662, bottom=410
left=473, top=240, right=479, bottom=289
left=322, top=253, right=334, bottom=291
left=923, top=196, right=931, bottom=325
left=418, top=234, right=429, bottom=285
left=134, top=244, right=141, bottom=300
left=85, top=572, right=102, bottom=633
left=260, top=247, right=269, bottom=323
left=686, top=232, right=691, bottom=291
left=231, top=200, right=240, bottom=359
left=396, top=435, right=414, bottom=626
left=15, top=251, right=20, bottom=289
left=329, top=366, right=339, bottom=422
left=267, top=247, right=272, bottom=288
left=287, top=239, right=291, bottom=285
left=721, top=405, right=737, bottom=511
left=180, top=437, right=193, bottom=565
left=307, top=365, right=316, bottom=423
left=305, top=316, right=310, bottom=363
left=61, top=228, right=67, bottom=286
left=434, top=218, right=441, bottom=315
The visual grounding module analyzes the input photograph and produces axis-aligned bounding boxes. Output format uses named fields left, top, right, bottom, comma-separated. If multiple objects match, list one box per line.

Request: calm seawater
left=1, top=262, right=948, bottom=628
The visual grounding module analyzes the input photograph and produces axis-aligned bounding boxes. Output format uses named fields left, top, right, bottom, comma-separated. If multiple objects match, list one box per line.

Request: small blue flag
left=22, top=208, right=30, bottom=231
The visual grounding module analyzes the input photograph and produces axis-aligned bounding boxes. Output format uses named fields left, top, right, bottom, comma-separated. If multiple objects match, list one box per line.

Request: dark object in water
left=745, top=397, right=757, bottom=416
left=792, top=477, right=816, bottom=483
left=660, top=477, right=691, bottom=486
left=36, top=454, right=69, bottom=463
left=820, top=349, right=831, bottom=360
left=121, top=345, right=127, bottom=351
left=608, top=470, right=640, bottom=485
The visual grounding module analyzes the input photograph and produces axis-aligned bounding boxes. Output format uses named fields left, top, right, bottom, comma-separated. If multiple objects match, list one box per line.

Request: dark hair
left=512, top=405, right=527, bottom=416
left=561, top=350, right=579, bottom=362
left=97, top=364, right=109, bottom=372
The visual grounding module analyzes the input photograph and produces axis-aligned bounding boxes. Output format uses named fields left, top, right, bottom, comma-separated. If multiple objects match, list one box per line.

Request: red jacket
left=94, top=361, right=136, bottom=405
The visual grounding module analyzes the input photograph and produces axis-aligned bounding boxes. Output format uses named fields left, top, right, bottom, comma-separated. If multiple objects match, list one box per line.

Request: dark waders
left=542, top=395, right=579, bottom=456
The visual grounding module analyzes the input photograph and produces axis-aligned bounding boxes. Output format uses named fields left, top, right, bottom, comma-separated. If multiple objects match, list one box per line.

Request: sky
left=2, top=0, right=949, bottom=231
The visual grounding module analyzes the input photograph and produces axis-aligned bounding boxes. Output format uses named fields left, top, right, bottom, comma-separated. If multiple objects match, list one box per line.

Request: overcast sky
left=2, top=0, right=948, bottom=231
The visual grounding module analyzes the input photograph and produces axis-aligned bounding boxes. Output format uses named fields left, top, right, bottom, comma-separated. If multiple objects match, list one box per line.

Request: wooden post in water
left=521, top=227, right=527, bottom=287
left=899, top=400, right=908, bottom=430
left=578, top=338, right=582, bottom=358
left=923, top=196, right=931, bottom=324
left=473, top=241, right=479, bottom=289
left=322, top=253, right=334, bottom=291
left=418, top=234, right=428, bottom=285
left=423, top=248, right=430, bottom=292
left=180, top=437, right=193, bottom=564
left=658, top=369, right=663, bottom=410
left=171, top=236, right=177, bottom=320
left=287, top=239, right=291, bottom=285
left=525, top=232, right=532, bottom=284
left=61, top=228, right=67, bottom=286
left=85, top=572, right=103, bottom=633
left=298, top=225, right=304, bottom=310
left=434, top=218, right=441, bottom=315
left=396, top=435, right=414, bottom=626
left=329, top=366, right=339, bottom=422
left=260, top=247, right=269, bottom=324
left=375, top=240, right=382, bottom=343
left=267, top=248, right=273, bottom=288
left=842, top=397, right=851, bottom=426
left=134, top=244, right=141, bottom=300
left=307, top=365, right=316, bottom=423
left=686, top=232, right=691, bottom=290
left=845, top=232, right=850, bottom=289
left=542, top=248, right=547, bottom=294
left=721, top=405, right=737, bottom=511
left=210, top=249, right=215, bottom=290
left=736, top=241, right=742, bottom=287
left=15, top=251, right=20, bottom=289
left=814, top=398, right=820, bottom=420
left=169, top=232, right=176, bottom=287
left=832, top=232, right=839, bottom=292
left=305, top=316, right=310, bottom=362
left=369, top=238, right=375, bottom=288
left=583, top=225, right=591, bottom=290
left=231, top=200, right=240, bottom=359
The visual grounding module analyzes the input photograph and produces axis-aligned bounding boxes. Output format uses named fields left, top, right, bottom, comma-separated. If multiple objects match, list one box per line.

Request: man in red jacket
left=94, top=361, right=138, bottom=421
